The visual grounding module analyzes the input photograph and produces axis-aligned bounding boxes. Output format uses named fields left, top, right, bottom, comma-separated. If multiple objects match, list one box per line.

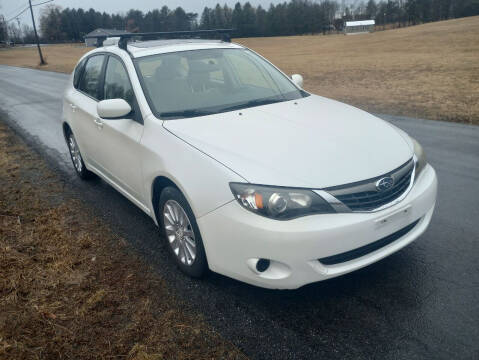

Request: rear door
left=72, top=54, right=106, bottom=171
left=94, top=55, right=146, bottom=206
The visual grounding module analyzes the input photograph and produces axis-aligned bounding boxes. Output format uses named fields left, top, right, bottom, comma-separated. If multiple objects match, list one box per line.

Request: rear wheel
left=67, top=131, right=95, bottom=180
left=159, top=187, right=207, bottom=278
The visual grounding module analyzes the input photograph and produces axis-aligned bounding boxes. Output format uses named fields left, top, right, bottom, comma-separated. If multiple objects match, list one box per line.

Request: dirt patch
left=0, top=17, right=477, bottom=124
left=0, top=121, right=246, bottom=359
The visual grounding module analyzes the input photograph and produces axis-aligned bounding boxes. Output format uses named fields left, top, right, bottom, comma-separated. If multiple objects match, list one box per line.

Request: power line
left=4, top=2, right=29, bottom=19
left=5, top=0, right=54, bottom=22
left=6, top=7, right=30, bottom=22
left=33, top=0, right=55, bottom=7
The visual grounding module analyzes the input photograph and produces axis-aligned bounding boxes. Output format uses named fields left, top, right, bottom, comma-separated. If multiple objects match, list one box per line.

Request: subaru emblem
left=376, top=176, right=394, bottom=191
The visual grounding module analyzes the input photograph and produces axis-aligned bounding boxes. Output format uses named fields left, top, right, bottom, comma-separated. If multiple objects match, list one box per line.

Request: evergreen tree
left=232, top=3, right=244, bottom=35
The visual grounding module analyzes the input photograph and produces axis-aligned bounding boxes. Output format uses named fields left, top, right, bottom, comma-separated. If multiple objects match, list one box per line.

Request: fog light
left=256, top=258, right=270, bottom=272
left=246, top=258, right=292, bottom=280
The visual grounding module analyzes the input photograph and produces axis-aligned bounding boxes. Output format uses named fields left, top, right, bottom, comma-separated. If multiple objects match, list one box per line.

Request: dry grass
left=0, top=16, right=477, bottom=123
left=237, top=16, right=479, bottom=124
left=0, top=43, right=90, bottom=73
left=0, top=122, right=246, bottom=359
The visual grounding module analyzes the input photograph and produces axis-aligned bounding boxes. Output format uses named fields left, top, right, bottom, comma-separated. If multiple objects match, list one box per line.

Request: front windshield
left=135, top=48, right=307, bottom=119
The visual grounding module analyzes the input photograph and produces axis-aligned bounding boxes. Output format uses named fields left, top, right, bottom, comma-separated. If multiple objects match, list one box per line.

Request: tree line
left=1, top=0, right=478, bottom=43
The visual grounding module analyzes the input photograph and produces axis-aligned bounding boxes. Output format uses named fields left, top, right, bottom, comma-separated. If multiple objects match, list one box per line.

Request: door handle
left=94, top=117, right=103, bottom=130
left=70, top=103, right=77, bottom=112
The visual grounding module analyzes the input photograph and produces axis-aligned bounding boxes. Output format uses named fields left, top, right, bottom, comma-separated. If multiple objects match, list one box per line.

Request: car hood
left=163, top=95, right=413, bottom=188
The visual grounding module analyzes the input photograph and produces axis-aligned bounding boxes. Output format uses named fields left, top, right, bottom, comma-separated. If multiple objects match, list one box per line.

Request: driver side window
left=103, top=56, right=134, bottom=107
left=78, top=55, right=105, bottom=100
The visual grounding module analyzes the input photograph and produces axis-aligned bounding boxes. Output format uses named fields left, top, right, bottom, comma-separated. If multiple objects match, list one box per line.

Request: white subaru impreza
left=62, top=34, right=437, bottom=289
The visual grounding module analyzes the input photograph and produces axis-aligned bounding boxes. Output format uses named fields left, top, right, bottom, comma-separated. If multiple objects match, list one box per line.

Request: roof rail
left=86, top=29, right=234, bottom=51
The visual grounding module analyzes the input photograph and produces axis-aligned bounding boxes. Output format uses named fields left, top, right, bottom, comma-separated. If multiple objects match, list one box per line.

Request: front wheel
left=159, top=187, right=207, bottom=278
left=66, top=131, right=95, bottom=180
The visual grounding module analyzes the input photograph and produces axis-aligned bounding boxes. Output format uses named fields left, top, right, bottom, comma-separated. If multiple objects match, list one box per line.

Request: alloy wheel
left=68, top=134, right=83, bottom=173
left=163, top=200, right=197, bottom=266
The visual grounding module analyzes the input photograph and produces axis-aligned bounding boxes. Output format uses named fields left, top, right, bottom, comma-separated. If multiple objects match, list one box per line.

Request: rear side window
left=104, top=57, right=134, bottom=106
left=78, top=55, right=105, bottom=100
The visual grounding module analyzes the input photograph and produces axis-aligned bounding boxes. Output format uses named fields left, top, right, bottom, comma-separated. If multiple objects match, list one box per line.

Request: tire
left=66, top=130, right=95, bottom=180
left=159, top=186, right=208, bottom=278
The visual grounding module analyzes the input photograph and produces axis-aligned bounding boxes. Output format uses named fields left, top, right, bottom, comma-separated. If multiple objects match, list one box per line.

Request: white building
left=344, top=20, right=375, bottom=34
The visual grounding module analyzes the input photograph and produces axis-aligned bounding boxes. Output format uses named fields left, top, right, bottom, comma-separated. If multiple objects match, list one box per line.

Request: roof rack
left=85, top=29, right=234, bottom=51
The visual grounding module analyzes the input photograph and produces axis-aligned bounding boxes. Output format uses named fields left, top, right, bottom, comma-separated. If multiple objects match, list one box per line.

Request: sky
left=1, top=0, right=290, bottom=26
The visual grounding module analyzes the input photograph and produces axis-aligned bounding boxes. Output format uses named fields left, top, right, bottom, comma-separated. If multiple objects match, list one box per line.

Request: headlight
left=230, top=183, right=335, bottom=220
left=411, top=137, right=427, bottom=179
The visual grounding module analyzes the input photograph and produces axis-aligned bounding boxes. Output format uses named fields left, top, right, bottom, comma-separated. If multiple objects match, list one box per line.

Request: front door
left=94, top=55, right=146, bottom=206
left=72, top=54, right=106, bottom=171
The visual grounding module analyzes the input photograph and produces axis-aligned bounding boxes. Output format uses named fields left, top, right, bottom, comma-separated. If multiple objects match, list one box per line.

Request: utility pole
left=28, top=0, right=45, bottom=65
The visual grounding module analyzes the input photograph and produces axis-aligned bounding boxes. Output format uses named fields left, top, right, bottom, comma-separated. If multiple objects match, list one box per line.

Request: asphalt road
left=1, top=65, right=478, bottom=359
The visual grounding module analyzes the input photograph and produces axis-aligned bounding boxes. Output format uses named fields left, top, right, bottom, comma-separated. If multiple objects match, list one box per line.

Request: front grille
left=326, top=159, right=414, bottom=212
left=318, top=219, right=420, bottom=265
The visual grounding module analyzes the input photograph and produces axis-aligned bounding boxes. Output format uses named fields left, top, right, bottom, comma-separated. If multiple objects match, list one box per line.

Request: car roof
left=101, top=38, right=244, bottom=58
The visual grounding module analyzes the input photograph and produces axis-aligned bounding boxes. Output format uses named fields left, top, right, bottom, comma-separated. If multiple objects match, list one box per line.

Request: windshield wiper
left=160, top=98, right=285, bottom=119
left=160, top=109, right=213, bottom=119
left=219, top=98, right=285, bottom=113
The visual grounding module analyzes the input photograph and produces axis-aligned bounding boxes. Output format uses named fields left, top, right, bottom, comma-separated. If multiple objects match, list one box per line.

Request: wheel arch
left=62, top=121, right=72, bottom=142
left=151, top=175, right=181, bottom=225
left=151, top=175, right=210, bottom=275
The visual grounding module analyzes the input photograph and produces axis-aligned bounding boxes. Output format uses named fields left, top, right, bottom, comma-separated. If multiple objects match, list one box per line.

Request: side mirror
left=291, top=74, right=304, bottom=88
left=97, top=99, right=132, bottom=119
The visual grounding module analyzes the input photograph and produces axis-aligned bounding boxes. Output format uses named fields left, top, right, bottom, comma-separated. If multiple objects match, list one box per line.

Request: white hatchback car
left=62, top=33, right=437, bottom=289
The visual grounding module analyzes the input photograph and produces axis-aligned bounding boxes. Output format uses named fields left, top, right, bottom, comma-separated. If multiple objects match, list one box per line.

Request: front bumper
left=197, top=164, right=438, bottom=289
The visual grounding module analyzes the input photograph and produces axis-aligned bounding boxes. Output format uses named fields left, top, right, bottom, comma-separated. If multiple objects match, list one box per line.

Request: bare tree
left=39, top=4, right=63, bottom=41
left=22, top=24, right=36, bottom=43
left=8, top=22, right=22, bottom=43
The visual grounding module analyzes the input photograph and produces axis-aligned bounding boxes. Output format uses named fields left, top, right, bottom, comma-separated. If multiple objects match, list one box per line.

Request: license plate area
left=375, top=205, right=412, bottom=230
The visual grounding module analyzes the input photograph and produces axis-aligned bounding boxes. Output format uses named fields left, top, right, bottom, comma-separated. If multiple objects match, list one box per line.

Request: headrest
left=188, top=59, right=221, bottom=74
left=155, top=56, right=184, bottom=81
